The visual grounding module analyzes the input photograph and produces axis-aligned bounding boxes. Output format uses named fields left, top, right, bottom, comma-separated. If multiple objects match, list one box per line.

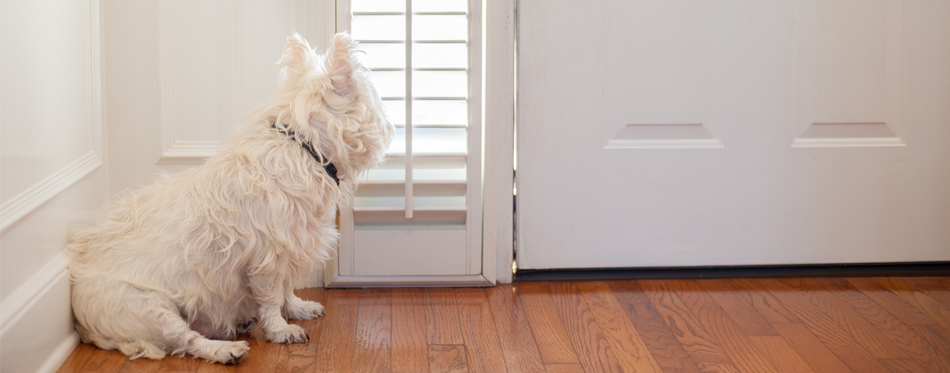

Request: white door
left=517, top=0, right=950, bottom=270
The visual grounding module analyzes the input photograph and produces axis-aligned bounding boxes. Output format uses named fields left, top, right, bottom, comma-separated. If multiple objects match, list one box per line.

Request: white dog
left=66, top=33, right=393, bottom=364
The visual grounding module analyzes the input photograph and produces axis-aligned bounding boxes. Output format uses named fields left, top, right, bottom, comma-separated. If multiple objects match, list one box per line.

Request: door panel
left=517, top=0, right=950, bottom=270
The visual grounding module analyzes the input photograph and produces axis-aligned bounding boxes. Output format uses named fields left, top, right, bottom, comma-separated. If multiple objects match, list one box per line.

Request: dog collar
left=272, top=124, right=340, bottom=186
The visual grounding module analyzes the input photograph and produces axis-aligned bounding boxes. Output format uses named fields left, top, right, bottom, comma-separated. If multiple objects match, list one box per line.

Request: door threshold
left=514, top=262, right=950, bottom=282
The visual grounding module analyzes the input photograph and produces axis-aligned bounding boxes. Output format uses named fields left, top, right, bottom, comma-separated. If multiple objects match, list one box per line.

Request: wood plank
left=909, top=325, right=950, bottom=370
left=76, top=348, right=128, bottom=373
left=819, top=278, right=950, bottom=372
left=575, top=281, right=662, bottom=373
left=392, top=288, right=428, bottom=373
left=517, top=282, right=580, bottom=365
left=544, top=282, right=625, bottom=373
left=354, top=289, right=393, bottom=373
left=425, top=288, right=464, bottom=346
left=731, top=279, right=802, bottom=324
left=456, top=288, right=508, bottom=372
left=668, top=280, right=779, bottom=373
left=195, top=359, right=239, bottom=373
left=157, top=355, right=201, bottom=372
left=697, top=280, right=778, bottom=336
left=903, top=277, right=950, bottom=309
left=757, top=279, right=889, bottom=373
left=770, top=323, right=851, bottom=373
left=845, top=278, right=935, bottom=326
left=233, top=333, right=280, bottom=373
left=880, top=359, right=934, bottom=373
left=313, top=289, right=359, bottom=373
left=607, top=280, right=702, bottom=373
left=427, top=345, right=467, bottom=373
left=116, top=356, right=164, bottom=373
left=772, top=279, right=910, bottom=359
left=748, top=336, right=815, bottom=373
left=57, top=343, right=99, bottom=373
left=485, top=284, right=545, bottom=373
left=544, top=363, right=585, bottom=373
left=639, top=280, right=739, bottom=373
left=876, top=277, right=950, bottom=331
left=273, top=289, right=326, bottom=373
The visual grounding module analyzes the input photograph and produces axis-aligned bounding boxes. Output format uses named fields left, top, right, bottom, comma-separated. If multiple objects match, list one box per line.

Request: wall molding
left=156, top=0, right=242, bottom=164
left=0, top=152, right=102, bottom=231
left=156, top=140, right=223, bottom=164
left=290, top=0, right=335, bottom=48
left=0, top=253, right=69, bottom=336
left=1, top=0, right=103, bottom=232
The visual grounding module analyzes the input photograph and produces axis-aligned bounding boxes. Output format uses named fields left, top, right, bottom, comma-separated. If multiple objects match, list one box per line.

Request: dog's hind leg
left=248, top=273, right=309, bottom=343
left=150, top=304, right=251, bottom=364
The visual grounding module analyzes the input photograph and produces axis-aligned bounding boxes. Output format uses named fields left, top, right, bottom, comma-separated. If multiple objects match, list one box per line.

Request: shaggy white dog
left=66, top=33, right=393, bottom=364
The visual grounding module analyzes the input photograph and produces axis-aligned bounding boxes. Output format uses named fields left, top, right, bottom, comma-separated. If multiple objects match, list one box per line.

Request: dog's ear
left=279, top=33, right=316, bottom=85
left=325, top=32, right=359, bottom=96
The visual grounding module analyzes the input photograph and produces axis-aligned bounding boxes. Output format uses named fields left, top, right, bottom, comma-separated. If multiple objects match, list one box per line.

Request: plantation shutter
left=328, top=0, right=484, bottom=285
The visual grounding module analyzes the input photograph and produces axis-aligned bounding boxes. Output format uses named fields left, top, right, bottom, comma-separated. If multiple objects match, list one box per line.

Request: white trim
left=0, top=253, right=78, bottom=373
left=468, top=0, right=486, bottom=277
left=328, top=0, right=351, bottom=287
left=484, top=0, right=514, bottom=284
left=405, top=0, right=415, bottom=219
left=37, top=332, right=81, bottom=373
left=0, top=152, right=102, bottom=232
left=156, top=141, right=222, bottom=164
left=604, top=138, right=725, bottom=150
left=89, top=0, right=103, bottom=164
left=790, top=137, right=906, bottom=148
left=0, top=254, right=69, bottom=336
left=157, top=0, right=176, bottom=161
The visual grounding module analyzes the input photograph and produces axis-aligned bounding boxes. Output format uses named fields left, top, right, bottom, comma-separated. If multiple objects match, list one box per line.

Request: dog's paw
left=193, top=340, right=250, bottom=365
left=266, top=324, right=309, bottom=344
left=237, top=318, right=257, bottom=334
left=286, top=300, right=327, bottom=320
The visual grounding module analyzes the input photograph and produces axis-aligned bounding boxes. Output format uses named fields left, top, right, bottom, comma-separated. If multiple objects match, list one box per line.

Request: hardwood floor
left=57, top=277, right=950, bottom=372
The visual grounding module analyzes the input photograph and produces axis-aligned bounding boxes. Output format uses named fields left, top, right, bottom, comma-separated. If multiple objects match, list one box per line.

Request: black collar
left=272, top=124, right=339, bottom=186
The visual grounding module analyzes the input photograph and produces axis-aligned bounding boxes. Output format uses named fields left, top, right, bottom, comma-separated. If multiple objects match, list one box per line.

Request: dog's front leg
left=248, top=273, right=309, bottom=344
left=284, top=289, right=327, bottom=320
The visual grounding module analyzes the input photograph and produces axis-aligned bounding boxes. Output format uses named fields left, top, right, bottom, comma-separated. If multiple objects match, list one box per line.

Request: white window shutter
left=328, top=0, right=485, bottom=286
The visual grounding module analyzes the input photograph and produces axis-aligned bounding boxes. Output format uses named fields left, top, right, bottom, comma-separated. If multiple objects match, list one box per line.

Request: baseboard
left=37, top=332, right=81, bottom=373
left=1, top=253, right=79, bottom=373
left=514, top=261, right=950, bottom=282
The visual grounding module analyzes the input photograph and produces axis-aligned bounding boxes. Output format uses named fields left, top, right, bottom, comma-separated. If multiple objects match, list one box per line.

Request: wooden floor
left=58, top=277, right=950, bottom=372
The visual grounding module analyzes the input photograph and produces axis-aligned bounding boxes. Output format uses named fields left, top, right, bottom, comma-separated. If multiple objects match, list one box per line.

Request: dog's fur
left=66, top=33, right=393, bottom=364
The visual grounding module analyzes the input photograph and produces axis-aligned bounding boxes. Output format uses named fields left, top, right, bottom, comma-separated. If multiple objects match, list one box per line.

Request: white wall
left=1, top=0, right=108, bottom=372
